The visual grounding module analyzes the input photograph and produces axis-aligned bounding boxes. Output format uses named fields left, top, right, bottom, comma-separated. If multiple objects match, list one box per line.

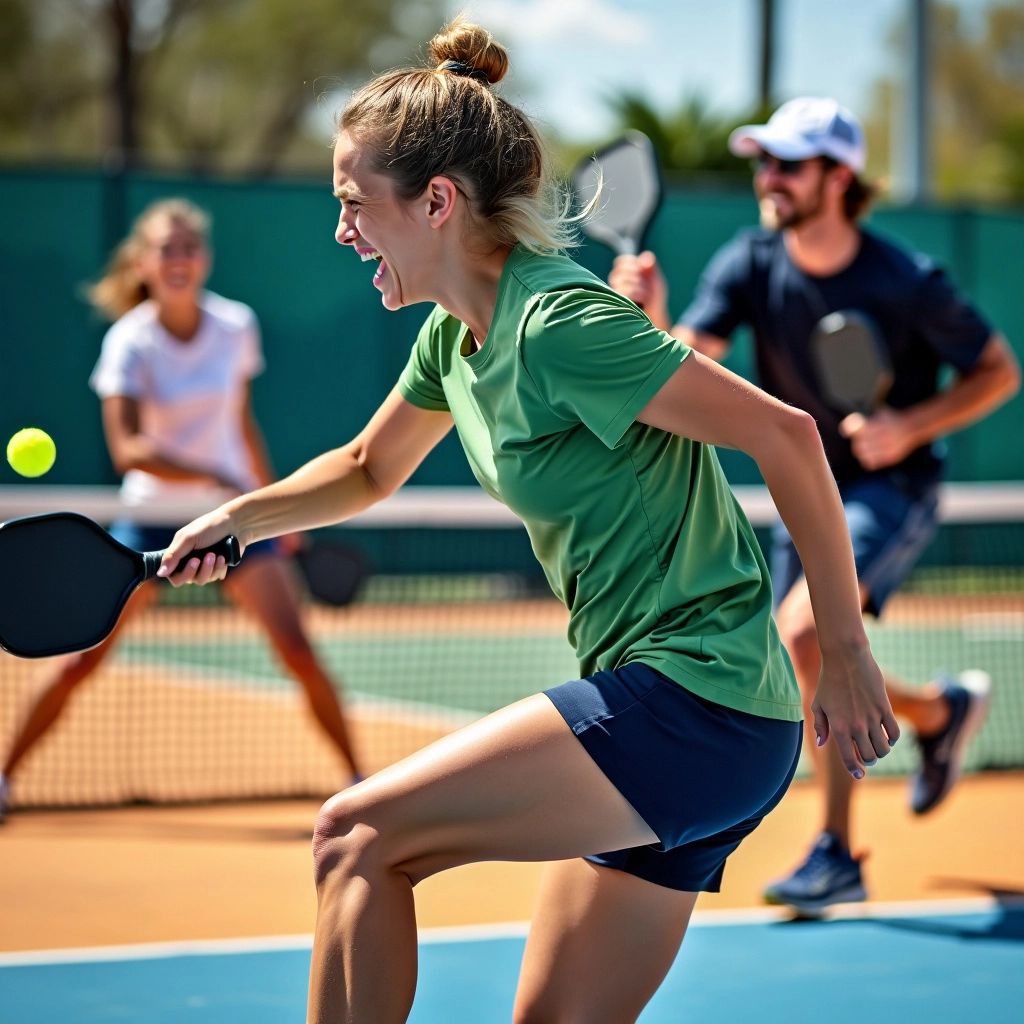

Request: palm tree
left=605, top=91, right=767, bottom=186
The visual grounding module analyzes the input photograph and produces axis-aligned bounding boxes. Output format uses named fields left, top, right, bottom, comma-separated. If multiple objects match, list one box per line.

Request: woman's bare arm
left=638, top=351, right=898, bottom=777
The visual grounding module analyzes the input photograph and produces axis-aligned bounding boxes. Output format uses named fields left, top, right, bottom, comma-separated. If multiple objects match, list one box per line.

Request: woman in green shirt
left=159, top=18, right=898, bottom=1023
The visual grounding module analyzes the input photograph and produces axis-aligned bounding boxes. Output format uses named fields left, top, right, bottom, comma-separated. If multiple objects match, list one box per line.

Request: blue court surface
left=3, top=900, right=1021, bottom=1022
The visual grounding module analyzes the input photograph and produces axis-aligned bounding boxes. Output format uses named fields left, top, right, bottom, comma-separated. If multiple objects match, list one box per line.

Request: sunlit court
left=2, top=0, right=1023, bottom=1021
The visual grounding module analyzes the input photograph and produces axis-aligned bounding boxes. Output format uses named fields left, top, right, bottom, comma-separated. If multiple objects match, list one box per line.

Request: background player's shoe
left=910, top=670, right=992, bottom=816
left=762, top=832, right=866, bottom=914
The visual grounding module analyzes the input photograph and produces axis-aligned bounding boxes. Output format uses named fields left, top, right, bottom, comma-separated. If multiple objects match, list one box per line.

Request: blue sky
left=451, top=0, right=997, bottom=143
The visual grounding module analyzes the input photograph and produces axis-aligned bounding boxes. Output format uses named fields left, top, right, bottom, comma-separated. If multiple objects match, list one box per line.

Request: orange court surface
left=1, top=772, right=1021, bottom=953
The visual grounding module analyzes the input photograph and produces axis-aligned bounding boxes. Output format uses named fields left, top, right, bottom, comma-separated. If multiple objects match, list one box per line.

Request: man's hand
left=839, top=407, right=921, bottom=470
left=608, top=251, right=671, bottom=329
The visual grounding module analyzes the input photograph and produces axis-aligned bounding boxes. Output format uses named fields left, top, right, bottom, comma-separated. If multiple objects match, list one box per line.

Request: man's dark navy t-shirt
left=680, top=228, right=992, bottom=483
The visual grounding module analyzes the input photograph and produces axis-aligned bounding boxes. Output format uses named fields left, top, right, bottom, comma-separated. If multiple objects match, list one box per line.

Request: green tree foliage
left=865, top=1, right=1024, bottom=204
left=567, top=2, right=1022, bottom=207
left=933, top=2, right=1024, bottom=203
left=591, top=91, right=767, bottom=187
left=0, top=0, right=442, bottom=176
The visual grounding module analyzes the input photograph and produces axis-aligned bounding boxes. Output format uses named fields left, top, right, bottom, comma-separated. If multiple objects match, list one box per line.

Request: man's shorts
left=771, top=471, right=940, bottom=616
left=544, top=662, right=802, bottom=892
left=109, top=522, right=280, bottom=564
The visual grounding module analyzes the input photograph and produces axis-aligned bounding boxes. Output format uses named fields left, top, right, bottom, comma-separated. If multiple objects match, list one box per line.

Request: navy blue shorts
left=772, top=472, right=940, bottom=616
left=544, top=663, right=802, bottom=892
left=109, top=522, right=279, bottom=564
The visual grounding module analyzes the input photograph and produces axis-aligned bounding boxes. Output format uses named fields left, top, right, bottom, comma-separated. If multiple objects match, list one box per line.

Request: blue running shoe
left=910, top=670, right=991, bottom=816
left=763, top=832, right=866, bottom=914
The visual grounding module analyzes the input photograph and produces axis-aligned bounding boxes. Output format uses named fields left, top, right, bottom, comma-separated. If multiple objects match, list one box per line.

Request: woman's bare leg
left=306, top=693, right=660, bottom=1024
left=224, top=555, right=363, bottom=779
left=514, top=858, right=697, bottom=1024
left=776, top=578, right=949, bottom=848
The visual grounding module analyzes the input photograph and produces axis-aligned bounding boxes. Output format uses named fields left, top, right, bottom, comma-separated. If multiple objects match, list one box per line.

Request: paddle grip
left=143, top=535, right=243, bottom=580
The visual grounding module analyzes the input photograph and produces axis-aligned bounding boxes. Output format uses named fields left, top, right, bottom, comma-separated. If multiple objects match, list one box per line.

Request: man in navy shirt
left=610, top=97, right=1020, bottom=914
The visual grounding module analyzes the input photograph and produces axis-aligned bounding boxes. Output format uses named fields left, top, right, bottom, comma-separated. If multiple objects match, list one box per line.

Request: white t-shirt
left=90, top=291, right=265, bottom=509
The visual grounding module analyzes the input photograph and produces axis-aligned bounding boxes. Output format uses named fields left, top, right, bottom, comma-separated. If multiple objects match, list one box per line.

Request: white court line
left=1, top=896, right=1018, bottom=967
left=0, top=934, right=315, bottom=966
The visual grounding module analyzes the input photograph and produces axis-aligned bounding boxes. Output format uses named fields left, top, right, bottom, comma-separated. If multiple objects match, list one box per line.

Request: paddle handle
left=142, top=536, right=242, bottom=580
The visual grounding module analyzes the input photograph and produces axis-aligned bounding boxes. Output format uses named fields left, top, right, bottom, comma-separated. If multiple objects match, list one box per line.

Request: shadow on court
left=11, top=806, right=315, bottom=844
left=774, top=886, right=1024, bottom=943
left=874, top=890, right=1024, bottom=944
left=872, top=907, right=1024, bottom=943
left=100, top=821, right=316, bottom=844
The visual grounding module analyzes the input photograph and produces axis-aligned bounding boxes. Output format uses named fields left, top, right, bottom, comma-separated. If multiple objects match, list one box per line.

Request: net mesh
left=1, top=484, right=1021, bottom=809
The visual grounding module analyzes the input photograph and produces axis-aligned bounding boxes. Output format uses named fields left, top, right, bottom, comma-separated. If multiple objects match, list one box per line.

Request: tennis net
left=1, top=483, right=1021, bottom=809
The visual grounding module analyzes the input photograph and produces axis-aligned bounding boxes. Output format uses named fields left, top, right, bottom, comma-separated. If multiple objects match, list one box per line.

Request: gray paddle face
left=573, top=131, right=663, bottom=255
left=0, top=512, right=143, bottom=658
left=811, top=310, right=894, bottom=415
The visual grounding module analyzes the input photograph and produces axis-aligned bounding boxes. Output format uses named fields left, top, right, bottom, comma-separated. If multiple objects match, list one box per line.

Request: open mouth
left=360, top=249, right=386, bottom=284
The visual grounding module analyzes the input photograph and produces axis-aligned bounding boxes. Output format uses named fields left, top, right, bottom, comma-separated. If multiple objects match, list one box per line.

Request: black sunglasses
left=751, top=154, right=814, bottom=176
left=749, top=151, right=835, bottom=176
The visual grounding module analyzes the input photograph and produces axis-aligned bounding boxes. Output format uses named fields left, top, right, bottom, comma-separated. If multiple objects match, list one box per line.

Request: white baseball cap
left=728, top=97, right=866, bottom=173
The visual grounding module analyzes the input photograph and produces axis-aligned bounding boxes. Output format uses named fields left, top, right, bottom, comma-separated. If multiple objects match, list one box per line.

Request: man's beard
left=757, top=179, right=826, bottom=230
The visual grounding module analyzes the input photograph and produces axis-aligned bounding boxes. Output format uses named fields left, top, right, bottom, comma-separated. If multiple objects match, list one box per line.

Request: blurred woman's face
left=135, top=216, right=210, bottom=304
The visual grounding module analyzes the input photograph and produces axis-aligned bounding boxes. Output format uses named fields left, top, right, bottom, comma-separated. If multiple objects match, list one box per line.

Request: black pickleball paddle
left=0, top=511, right=241, bottom=658
left=811, top=310, right=894, bottom=415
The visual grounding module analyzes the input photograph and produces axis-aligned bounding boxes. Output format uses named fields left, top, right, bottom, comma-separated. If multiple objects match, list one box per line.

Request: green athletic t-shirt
left=397, top=245, right=800, bottom=721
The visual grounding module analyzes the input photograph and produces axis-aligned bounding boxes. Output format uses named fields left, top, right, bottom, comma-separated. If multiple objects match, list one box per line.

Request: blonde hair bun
left=428, top=16, right=509, bottom=85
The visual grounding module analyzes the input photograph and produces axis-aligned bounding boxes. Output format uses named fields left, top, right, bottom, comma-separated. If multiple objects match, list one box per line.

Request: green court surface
left=119, top=610, right=1024, bottom=776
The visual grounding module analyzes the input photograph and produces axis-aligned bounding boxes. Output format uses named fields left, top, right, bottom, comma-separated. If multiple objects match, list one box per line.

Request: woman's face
left=332, top=131, right=438, bottom=311
left=135, top=216, right=210, bottom=304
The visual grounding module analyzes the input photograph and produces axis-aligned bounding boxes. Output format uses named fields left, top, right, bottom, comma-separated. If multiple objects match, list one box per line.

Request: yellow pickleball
left=6, top=427, right=57, bottom=478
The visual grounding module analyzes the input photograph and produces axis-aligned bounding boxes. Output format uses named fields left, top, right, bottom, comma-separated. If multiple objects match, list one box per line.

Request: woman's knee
left=311, top=791, right=388, bottom=890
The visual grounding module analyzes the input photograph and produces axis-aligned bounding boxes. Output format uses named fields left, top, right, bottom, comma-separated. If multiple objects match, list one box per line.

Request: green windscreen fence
left=1, top=167, right=1022, bottom=488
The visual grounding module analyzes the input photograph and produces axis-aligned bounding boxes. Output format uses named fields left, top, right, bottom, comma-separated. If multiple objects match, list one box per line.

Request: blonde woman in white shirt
left=0, top=199, right=363, bottom=820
